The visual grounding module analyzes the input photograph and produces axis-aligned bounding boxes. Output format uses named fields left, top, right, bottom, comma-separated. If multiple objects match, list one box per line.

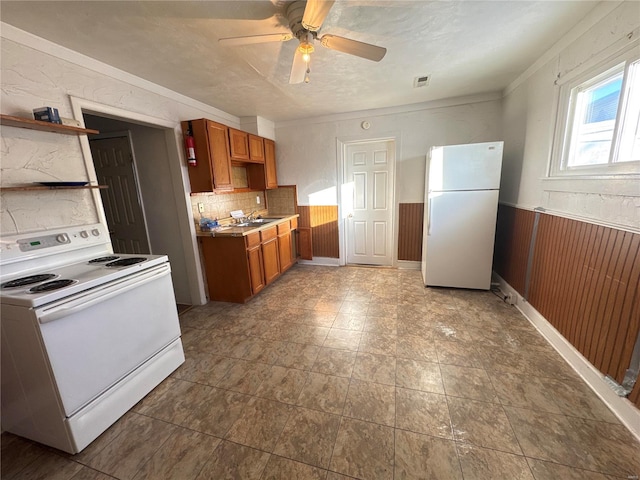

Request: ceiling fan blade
left=219, top=33, right=293, bottom=46
left=289, top=49, right=307, bottom=84
left=320, top=34, right=386, bottom=62
left=302, top=0, right=335, bottom=31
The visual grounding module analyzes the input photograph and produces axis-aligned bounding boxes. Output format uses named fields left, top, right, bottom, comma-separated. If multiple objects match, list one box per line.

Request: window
left=552, top=44, right=640, bottom=176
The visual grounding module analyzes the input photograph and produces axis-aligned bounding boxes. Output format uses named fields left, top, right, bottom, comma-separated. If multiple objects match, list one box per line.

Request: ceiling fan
left=218, top=0, right=387, bottom=84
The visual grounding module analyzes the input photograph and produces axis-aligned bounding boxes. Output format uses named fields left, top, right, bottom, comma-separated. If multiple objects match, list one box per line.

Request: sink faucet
left=247, top=210, right=258, bottom=221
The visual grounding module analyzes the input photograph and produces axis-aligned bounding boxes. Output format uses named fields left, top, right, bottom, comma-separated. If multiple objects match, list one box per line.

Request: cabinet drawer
left=245, top=232, right=261, bottom=248
left=290, top=217, right=298, bottom=230
left=260, top=226, right=277, bottom=242
left=277, top=221, right=291, bottom=235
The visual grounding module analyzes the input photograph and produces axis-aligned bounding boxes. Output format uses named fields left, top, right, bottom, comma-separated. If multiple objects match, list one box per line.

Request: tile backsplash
left=266, top=186, right=297, bottom=215
left=190, top=186, right=298, bottom=229
left=190, top=191, right=265, bottom=223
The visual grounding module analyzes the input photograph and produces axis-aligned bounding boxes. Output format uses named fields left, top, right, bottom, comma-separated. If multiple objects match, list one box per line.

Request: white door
left=344, top=140, right=395, bottom=266
left=89, top=136, right=150, bottom=254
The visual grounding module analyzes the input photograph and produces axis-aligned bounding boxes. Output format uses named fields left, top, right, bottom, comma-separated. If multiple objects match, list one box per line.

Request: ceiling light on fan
left=298, top=32, right=315, bottom=63
left=218, top=0, right=387, bottom=85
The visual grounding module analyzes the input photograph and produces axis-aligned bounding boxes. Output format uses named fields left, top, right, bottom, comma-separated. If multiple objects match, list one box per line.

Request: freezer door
left=424, top=190, right=499, bottom=289
left=429, top=142, right=503, bottom=191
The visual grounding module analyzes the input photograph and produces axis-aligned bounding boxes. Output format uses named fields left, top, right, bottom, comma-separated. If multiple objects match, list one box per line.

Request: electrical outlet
left=256, top=196, right=261, bottom=205
left=198, top=202, right=204, bottom=213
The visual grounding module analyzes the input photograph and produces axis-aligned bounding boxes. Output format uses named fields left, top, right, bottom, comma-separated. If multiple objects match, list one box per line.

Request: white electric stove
left=0, top=223, right=185, bottom=454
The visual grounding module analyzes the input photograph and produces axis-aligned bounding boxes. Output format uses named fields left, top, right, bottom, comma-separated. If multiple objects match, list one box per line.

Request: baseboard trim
left=397, top=260, right=421, bottom=270
left=297, top=257, right=340, bottom=267
left=493, top=273, right=640, bottom=442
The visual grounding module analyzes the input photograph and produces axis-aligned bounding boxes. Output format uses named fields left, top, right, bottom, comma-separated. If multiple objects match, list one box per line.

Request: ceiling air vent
left=413, top=75, right=430, bottom=88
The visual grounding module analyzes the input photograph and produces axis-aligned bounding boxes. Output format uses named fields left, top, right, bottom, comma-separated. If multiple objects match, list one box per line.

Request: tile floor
left=2, top=265, right=640, bottom=479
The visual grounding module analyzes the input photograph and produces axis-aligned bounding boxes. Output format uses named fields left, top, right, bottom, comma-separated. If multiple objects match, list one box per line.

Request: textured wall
left=500, top=2, right=639, bottom=231
left=276, top=98, right=503, bottom=207
left=275, top=97, right=503, bottom=261
left=0, top=34, right=239, bottom=236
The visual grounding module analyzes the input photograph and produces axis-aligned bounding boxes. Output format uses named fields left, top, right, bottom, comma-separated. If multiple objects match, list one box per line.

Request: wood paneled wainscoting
left=298, top=203, right=426, bottom=262
left=494, top=204, right=640, bottom=409
left=398, top=203, right=424, bottom=261
left=298, top=206, right=339, bottom=258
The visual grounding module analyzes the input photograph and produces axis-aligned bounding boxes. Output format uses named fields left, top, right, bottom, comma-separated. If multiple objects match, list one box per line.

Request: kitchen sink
left=235, top=218, right=277, bottom=228
left=249, top=218, right=276, bottom=224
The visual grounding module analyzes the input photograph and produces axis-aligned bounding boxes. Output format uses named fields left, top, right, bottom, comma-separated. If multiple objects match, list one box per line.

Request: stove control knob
left=91, top=229, right=100, bottom=237
left=56, top=234, right=69, bottom=244
left=80, top=231, right=89, bottom=239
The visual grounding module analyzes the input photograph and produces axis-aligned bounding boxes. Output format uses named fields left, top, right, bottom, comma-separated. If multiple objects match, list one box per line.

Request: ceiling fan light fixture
left=298, top=40, right=314, bottom=56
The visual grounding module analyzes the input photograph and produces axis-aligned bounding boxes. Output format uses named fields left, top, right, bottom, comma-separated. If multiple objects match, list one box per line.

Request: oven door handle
left=38, top=265, right=171, bottom=324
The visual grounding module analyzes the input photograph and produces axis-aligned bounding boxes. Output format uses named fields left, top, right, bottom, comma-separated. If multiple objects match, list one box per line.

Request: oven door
left=36, top=263, right=180, bottom=416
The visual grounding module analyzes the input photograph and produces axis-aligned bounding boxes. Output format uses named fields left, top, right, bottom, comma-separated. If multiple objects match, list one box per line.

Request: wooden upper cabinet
left=228, top=128, right=250, bottom=161
left=264, top=139, right=278, bottom=189
left=181, top=119, right=233, bottom=192
left=248, top=135, right=265, bottom=163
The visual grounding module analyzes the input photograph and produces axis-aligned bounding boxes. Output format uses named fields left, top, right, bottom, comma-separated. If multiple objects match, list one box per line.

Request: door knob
left=348, top=213, right=353, bottom=218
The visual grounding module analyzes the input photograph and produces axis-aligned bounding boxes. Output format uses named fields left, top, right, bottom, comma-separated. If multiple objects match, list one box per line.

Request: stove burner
left=29, top=279, right=76, bottom=293
left=105, top=257, right=147, bottom=267
left=89, top=256, right=120, bottom=264
left=1, top=274, right=57, bottom=289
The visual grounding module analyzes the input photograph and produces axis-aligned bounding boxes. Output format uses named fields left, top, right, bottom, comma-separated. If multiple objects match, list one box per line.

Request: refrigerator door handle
left=427, top=196, right=432, bottom=236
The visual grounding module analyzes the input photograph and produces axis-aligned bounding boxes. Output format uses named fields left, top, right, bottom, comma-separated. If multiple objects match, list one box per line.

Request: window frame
left=550, top=42, right=640, bottom=178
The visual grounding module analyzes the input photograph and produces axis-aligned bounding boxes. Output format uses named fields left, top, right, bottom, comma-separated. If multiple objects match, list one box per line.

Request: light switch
left=198, top=202, right=205, bottom=213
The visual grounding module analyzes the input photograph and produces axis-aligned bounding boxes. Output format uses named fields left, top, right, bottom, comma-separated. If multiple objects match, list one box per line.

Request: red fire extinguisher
left=185, top=121, right=197, bottom=167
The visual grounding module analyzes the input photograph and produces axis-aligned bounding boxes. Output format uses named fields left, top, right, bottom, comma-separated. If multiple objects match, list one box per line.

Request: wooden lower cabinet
left=199, top=236, right=252, bottom=303
left=199, top=221, right=298, bottom=303
left=277, top=221, right=294, bottom=273
left=245, top=232, right=266, bottom=295
left=261, top=227, right=280, bottom=285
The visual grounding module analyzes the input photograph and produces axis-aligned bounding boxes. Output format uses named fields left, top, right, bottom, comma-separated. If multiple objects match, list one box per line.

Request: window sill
left=541, top=176, right=640, bottom=197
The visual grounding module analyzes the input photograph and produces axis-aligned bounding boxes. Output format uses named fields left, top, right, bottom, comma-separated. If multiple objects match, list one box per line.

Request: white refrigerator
left=421, top=141, right=503, bottom=290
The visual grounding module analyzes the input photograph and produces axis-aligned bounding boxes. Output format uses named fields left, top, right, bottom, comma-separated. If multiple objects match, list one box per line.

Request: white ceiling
left=1, top=1, right=599, bottom=122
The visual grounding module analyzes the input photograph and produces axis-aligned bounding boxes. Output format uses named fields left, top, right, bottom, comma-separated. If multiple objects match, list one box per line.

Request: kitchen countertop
left=196, top=214, right=299, bottom=238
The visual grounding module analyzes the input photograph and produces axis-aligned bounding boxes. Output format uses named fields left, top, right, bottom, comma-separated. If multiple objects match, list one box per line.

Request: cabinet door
left=206, top=121, right=233, bottom=190
left=228, top=128, right=250, bottom=161
left=278, top=230, right=293, bottom=272
left=262, top=238, right=280, bottom=285
left=248, top=135, right=265, bottom=163
left=264, top=139, right=278, bottom=189
left=181, top=119, right=232, bottom=192
left=247, top=244, right=265, bottom=295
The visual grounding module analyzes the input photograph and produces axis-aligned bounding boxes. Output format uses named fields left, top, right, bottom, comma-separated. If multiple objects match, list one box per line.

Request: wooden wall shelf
left=0, top=114, right=99, bottom=135
left=1, top=185, right=108, bottom=192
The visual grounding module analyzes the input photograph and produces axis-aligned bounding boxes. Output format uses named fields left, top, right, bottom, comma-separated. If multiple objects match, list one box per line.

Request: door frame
left=88, top=130, right=152, bottom=253
left=336, top=134, right=399, bottom=267
left=70, top=96, right=207, bottom=305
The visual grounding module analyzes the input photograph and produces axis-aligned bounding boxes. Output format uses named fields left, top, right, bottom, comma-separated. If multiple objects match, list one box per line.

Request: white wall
left=1, top=26, right=239, bottom=236
left=275, top=95, right=504, bottom=207
left=500, top=2, right=640, bottom=231
left=0, top=24, right=242, bottom=304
